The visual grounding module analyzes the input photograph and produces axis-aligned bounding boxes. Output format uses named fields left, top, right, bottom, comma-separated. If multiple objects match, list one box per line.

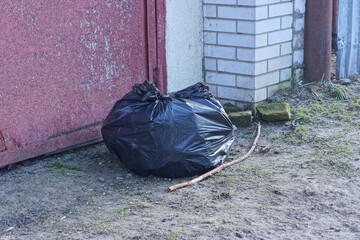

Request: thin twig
left=168, top=123, right=262, bottom=192
left=311, top=88, right=324, bottom=102
left=300, top=73, right=325, bottom=88
left=1, top=226, right=15, bottom=234
left=300, top=82, right=317, bottom=88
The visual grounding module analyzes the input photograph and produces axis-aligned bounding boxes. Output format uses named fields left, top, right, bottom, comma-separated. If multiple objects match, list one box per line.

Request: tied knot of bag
left=172, top=82, right=213, bottom=99
left=132, top=80, right=164, bottom=102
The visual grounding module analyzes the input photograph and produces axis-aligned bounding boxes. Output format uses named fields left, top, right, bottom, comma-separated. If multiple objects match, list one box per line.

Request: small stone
left=330, top=226, right=341, bottom=232
left=242, top=229, right=252, bottom=234
left=272, top=189, right=284, bottom=196
left=303, top=188, right=315, bottom=196
left=285, top=121, right=292, bottom=126
left=98, top=177, right=105, bottom=182
left=20, top=160, right=32, bottom=166
left=223, top=103, right=241, bottom=114
left=235, top=232, right=243, bottom=238
left=256, top=103, right=291, bottom=121
left=340, top=78, right=353, bottom=86
left=259, top=146, right=270, bottom=153
left=205, top=216, right=218, bottom=224
left=228, top=111, right=252, bottom=127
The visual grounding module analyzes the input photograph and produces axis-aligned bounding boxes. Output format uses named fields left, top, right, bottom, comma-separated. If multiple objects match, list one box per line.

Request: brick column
left=204, top=0, right=293, bottom=108
left=293, top=0, right=305, bottom=82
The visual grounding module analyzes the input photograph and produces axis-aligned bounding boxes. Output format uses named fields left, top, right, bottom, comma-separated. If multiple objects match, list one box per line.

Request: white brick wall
left=268, top=55, right=292, bottom=71
left=204, top=19, right=236, bottom=32
left=281, top=42, right=292, bottom=55
left=204, top=0, right=236, bottom=4
left=206, top=72, right=236, bottom=87
left=269, top=2, right=293, bottom=17
left=281, top=16, right=293, bottom=29
left=218, top=6, right=268, bottom=20
left=237, top=18, right=281, bottom=34
left=218, top=33, right=267, bottom=48
left=205, top=45, right=236, bottom=59
left=203, top=0, right=293, bottom=105
left=268, top=29, right=293, bottom=45
left=237, top=0, right=281, bottom=6
left=237, top=45, right=280, bottom=62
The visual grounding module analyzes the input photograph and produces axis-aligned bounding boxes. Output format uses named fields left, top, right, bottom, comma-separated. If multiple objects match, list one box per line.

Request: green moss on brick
left=228, top=111, right=253, bottom=127
left=223, top=103, right=240, bottom=114
left=256, top=103, right=291, bottom=121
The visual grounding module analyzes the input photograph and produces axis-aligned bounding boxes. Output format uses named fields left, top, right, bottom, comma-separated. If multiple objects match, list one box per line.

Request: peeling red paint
left=0, top=0, right=166, bottom=167
left=304, top=0, right=333, bottom=82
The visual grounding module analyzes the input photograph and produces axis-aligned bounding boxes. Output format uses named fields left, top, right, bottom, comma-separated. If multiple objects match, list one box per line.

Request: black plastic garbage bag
left=101, top=81, right=234, bottom=178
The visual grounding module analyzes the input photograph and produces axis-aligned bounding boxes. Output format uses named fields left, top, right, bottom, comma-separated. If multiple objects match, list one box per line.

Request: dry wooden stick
left=169, top=123, right=261, bottom=192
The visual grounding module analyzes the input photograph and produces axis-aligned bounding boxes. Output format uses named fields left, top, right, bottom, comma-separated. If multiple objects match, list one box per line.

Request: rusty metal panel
left=304, top=0, right=333, bottom=82
left=337, top=0, right=360, bottom=78
left=0, top=0, right=166, bottom=167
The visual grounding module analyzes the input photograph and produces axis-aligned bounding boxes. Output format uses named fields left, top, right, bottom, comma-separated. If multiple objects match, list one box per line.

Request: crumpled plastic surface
left=101, top=81, right=234, bottom=178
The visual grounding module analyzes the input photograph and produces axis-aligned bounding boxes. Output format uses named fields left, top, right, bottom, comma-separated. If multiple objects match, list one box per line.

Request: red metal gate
left=0, top=0, right=166, bottom=167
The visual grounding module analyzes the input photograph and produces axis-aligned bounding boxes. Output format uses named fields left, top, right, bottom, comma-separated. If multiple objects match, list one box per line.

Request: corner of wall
left=292, top=0, right=306, bottom=84
left=203, top=0, right=295, bottom=107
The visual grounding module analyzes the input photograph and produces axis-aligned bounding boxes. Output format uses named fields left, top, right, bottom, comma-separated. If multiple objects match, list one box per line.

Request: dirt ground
left=1, top=80, right=360, bottom=240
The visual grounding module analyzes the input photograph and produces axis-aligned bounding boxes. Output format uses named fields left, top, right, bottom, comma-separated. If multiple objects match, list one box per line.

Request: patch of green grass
left=315, top=142, right=355, bottom=161
left=293, top=125, right=310, bottom=139
left=169, top=230, right=180, bottom=240
left=304, top=141, right=356, bottom=176
left=269, top=132, right=283, bottom=141
left=347, top=98, right=360, bottom=112
left=93, top=223, right=111, bottom=235
left=293, top=98, right=357, bottom=126
left=213, top=175, right=237, bottom=187
left=251, top=163, right=267, bottom=178
left=278, top=81, right=292, bottom=91
left=329, top=143, right=354, bottom=156
left=293, top=106, right=315, bottom=123
left=116, top=208, right=130, bottom=219
left=315, top=133, right=345, bottom=142
left=106, top=185, right=115, bottom=195
left=288, top=125, right=311, bottom=143
left=117, top=188, right=127, bottom=195
left=130, top=200, right=150, bottom=209
left=325, top=158, right=354, bottom=177
left=50, top=161, right=82, bottom=171
left=329, top=84, right=348, bottom=100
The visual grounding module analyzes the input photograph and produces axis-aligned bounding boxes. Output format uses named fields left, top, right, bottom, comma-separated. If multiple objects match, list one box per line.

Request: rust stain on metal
left=49, top=121, right=103, bottom=139
left=304, top=0, right=333, bottom=82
